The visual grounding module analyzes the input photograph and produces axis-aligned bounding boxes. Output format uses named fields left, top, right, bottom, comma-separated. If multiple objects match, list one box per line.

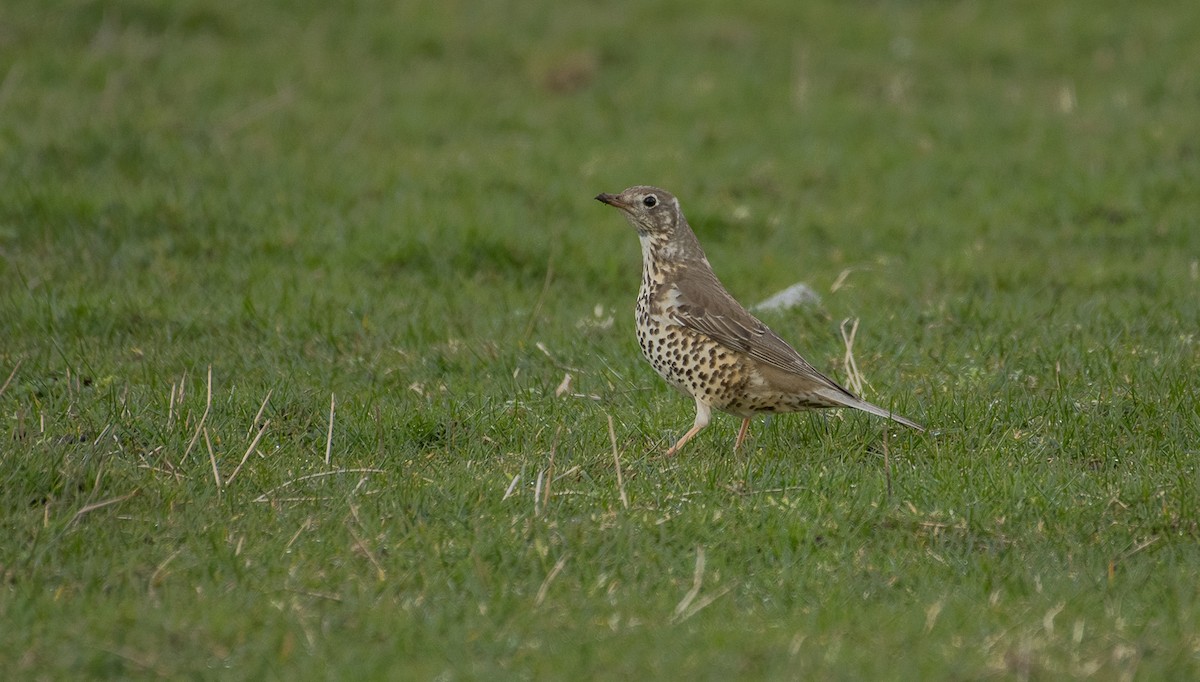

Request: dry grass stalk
left=671, top=545, right=731, bottom=623
left=673, top=545, right=706, bottom=619
left=0, top=358, right=22, bottom=400
left=535, top=554, right=569, bottom=607
left=347, top=521, right=386, bottom=581
left=553, top=465, right=580, bottom=482
left=883, top=424, right=893, bottom=500
left=250, top=389, right=273, bottom=436
left=91, top=423, right=112, bottom=447
left=533, top=470, right=544, bottom=516
left=325, top=393, right=336, bottom=466
left=252, top=468, right=386, bottom=503
left=607, top=415, right=628, bottom=509
left=839, top=318, right=865, bottom=396
left=203, top=427, right=221, bottom=491
left=502, top=474, right=521, bottom=500
left=180, top=366, right=213, bottom=467
left=285, top=517, right=314, bottom=551
left=540, top=426, right=562, bottom=515
left=67, top=489, right=139, bottom=527
left=148, top=548, right=183, bottom=598
left=225, top=419, right=271, bottom=487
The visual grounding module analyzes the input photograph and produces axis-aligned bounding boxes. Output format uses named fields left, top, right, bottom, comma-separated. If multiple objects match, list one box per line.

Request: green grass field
left=3, top=0, right=1199, bottom=678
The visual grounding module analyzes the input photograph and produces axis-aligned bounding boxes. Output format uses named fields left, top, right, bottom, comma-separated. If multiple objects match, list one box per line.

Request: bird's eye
left=643, top=195, right=657, bottom=207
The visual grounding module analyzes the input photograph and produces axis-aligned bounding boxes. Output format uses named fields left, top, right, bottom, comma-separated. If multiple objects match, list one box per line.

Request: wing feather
left=661, top=268, right=924, bottom=430
left=664, top=269, right=852, bottom=395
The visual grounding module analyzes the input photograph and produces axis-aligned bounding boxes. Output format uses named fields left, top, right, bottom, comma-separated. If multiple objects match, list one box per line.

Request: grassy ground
left=2, top=0, right=1199, bottom=678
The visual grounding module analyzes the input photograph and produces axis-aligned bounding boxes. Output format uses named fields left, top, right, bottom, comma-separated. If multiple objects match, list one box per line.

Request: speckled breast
left=634, top=285, right=750, bottom=413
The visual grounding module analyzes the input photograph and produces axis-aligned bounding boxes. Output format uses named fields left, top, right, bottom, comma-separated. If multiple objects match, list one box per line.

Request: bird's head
left=595, top=186, right=682, bottom=238
left=596, top=185, right=708, bottom=267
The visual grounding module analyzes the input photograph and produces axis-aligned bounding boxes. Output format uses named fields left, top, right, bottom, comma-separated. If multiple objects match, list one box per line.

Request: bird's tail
left=823, top=390, right=925, bottom=432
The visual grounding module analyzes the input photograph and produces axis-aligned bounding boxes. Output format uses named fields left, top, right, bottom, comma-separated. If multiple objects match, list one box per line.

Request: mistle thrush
left=596, top=185, right=924, bottom=456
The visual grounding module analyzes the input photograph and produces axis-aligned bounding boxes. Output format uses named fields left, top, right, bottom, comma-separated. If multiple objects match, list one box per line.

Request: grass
left=2, top=0, right=1199, bottom=678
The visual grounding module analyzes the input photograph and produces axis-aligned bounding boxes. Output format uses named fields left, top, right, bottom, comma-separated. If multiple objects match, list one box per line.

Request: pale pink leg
left=665, top=398, right=711, bottom=457
left=733, top=417, right=752, bottom=452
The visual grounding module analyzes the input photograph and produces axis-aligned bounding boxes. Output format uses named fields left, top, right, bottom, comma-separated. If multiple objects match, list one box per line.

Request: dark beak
left=595, top=192, right=628, bottom=209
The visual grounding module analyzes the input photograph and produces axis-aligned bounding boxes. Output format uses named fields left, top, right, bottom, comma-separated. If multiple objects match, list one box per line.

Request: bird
left=595, top=185, right=924, bottom=456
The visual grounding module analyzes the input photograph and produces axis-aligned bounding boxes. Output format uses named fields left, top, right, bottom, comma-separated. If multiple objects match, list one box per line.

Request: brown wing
left=664, top=267, right=926, bottom=430
left=664, top=267, right=856, bottom=396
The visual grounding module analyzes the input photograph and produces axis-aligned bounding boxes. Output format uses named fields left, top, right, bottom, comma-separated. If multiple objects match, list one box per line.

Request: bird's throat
left=638, top=234, right=670, bottom=286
